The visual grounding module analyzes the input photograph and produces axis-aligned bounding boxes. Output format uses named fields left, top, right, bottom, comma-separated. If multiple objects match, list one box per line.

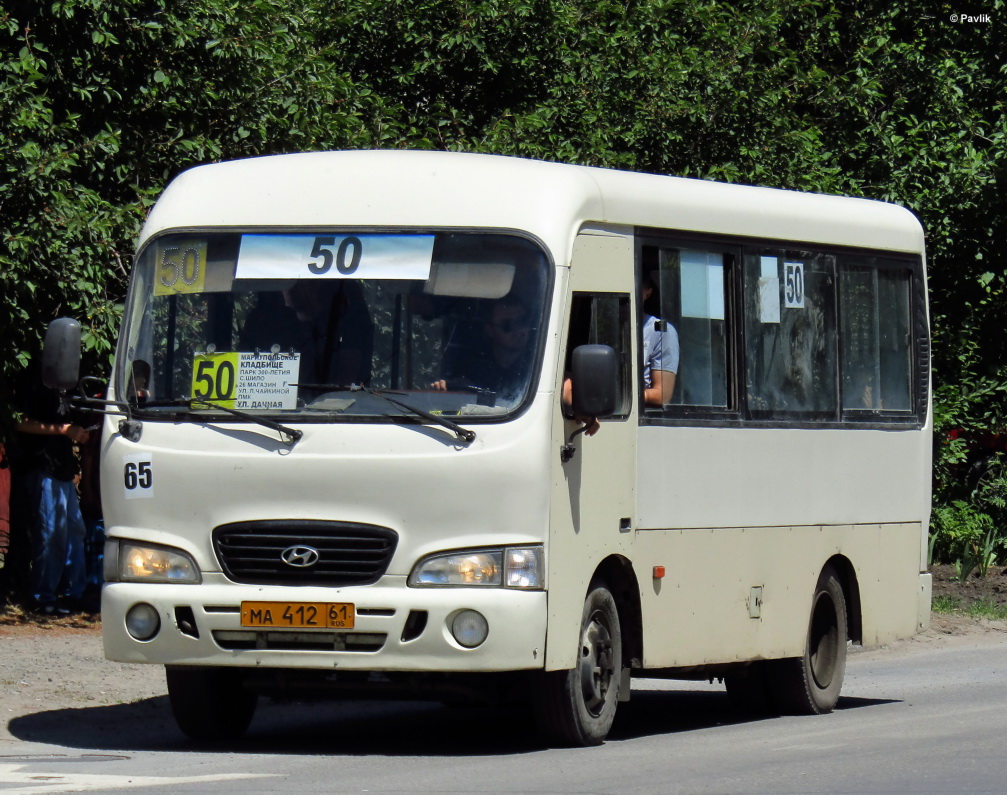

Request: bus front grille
left=212, top=520, right=398, bottom=587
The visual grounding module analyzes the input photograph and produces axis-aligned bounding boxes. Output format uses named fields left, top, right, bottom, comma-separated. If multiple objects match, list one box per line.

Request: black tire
left=769, top=565, right=848, bottom=715
left=724, top=661, right=776, bottom=714
left=165, top=666, right=257, bottom=742
left=535, top=583, right=623, bottom=746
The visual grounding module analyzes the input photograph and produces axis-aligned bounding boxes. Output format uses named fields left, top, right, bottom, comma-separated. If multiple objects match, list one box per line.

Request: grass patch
left=963, top=599, right=1007, bottom=621
left=932, top=594, right=961, bottom=613
left=932, top=594, right=1007, bottom=620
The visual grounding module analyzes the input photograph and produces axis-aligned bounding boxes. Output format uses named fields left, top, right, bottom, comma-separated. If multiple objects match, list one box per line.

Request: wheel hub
left=809, top=591, right=839, bottom=689
left=579, top=611, right=614, bottom=715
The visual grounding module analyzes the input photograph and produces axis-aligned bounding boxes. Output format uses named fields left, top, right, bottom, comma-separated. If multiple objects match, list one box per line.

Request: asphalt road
left=2, top=622, right=1006, bottom=794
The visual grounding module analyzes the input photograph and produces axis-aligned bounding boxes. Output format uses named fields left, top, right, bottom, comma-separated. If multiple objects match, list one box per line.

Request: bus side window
left=565, top=292, right=631, bottom=418
left=744, top=250, right=837, bottom=418
left=839, top=260, right=913, bottom=413
left=641, top=243, right=731, bottom=410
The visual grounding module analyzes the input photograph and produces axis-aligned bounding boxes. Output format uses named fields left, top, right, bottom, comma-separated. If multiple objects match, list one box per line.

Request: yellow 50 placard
left=191, top=353, right=238, bottom=407
left=154, top=239, right=207, bottom=296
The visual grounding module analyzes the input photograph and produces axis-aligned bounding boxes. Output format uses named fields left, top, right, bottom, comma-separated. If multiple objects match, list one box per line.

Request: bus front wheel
left=165, top=665, right=258, bottom=742
left=535, top=583, right=623, bottom=746
left=770, top=565, right=848, bottom=714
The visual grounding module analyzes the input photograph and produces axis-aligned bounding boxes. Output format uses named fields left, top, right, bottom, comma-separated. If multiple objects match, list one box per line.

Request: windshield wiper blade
left=141, top=397, right=302, bottom=445
left=295, top=383, right=475, bottom=443
left=366, top=388, right=476, bottom=444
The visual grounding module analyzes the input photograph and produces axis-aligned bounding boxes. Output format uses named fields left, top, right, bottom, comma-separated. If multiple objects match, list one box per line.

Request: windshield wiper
left=297, top=383, right=476, bottom=444
left=140, top=397, right=302, bottom=445
left=368, top=388, right=476, bottom=444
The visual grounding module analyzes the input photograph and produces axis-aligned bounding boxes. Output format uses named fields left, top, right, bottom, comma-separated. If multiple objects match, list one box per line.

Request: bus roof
left=139, top=150, right=925, bottom=258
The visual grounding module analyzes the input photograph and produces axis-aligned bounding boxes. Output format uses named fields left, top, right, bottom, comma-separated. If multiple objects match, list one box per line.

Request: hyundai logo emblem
left=280, top=545, right=320, bottom=568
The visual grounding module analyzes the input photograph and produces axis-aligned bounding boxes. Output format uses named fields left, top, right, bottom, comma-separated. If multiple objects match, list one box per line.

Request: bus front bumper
left=101, top=577, right=547, bottom=672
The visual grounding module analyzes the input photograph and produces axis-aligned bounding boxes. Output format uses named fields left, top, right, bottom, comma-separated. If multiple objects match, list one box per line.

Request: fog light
left=126, top=603, right=161, bottom=641
left=450, top=609, right=488, bottom=648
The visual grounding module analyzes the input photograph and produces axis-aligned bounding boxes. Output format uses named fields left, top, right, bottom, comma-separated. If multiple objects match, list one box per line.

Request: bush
left=931, top=500, right=999, bottom=579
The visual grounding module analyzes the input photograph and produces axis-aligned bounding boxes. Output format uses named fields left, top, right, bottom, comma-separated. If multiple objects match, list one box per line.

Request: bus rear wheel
left=535, top=583, right=623, bottom=746
left=165, top=665, right=258, bottom=742
left=770, top=565, right=848, bottom=714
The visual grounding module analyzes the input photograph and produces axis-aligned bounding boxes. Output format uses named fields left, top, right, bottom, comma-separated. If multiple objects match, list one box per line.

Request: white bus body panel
left=637, top=425, right=933, bottom=530
left=139, top=151, right=925, bottom=258
left=101, top=398, right=553, bottom=671
left=633, top=423, right=933, bottom=666
left=634, top=523, right=924, bottom=667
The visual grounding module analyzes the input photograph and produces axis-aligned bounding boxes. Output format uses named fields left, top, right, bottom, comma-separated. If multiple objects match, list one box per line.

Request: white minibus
left=47, top=151, right=931, bottom=746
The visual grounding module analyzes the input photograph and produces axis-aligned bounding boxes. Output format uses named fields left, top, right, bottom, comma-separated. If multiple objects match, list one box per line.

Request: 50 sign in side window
left=784, top=261, right=805, bottom=308
left=123, top=454, right=154, bottom=500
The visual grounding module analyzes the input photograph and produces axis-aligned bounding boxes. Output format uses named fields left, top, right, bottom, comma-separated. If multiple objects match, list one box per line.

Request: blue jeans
left=27, top=471, right=86, bottom=604
left=84, top=517, right=106, bottom=590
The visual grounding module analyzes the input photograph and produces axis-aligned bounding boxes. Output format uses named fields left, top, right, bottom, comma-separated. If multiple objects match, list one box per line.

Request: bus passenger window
left=744, top=250, right=837, bottom=418
left=641, top=243, right=730, bottom=410
left=839, top=262, right=913, bottom=412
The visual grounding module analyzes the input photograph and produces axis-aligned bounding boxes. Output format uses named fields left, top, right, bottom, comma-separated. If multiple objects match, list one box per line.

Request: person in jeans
left=14, top=363, right=89, bottom=615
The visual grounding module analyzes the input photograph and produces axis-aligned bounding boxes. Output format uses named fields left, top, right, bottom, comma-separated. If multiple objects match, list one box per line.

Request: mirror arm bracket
left=560, top=421, right=593, bottom=463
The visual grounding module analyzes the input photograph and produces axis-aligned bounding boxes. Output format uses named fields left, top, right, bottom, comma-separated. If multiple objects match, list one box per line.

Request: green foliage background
left=2, top=0, right=1005, bottom=560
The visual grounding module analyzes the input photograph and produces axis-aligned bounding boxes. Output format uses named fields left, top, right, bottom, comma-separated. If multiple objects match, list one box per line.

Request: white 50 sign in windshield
left=235, top=234, right=436, bottom=281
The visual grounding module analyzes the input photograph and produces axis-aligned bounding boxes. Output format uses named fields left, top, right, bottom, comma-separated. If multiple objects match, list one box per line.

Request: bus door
left=546, top=230, right=637, bottom=670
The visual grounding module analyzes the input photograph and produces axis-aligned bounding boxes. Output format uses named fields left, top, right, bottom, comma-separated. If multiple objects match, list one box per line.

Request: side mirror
left=41, top=318, right=82, bottom=392
left=570, top=344, right=619, bottom=418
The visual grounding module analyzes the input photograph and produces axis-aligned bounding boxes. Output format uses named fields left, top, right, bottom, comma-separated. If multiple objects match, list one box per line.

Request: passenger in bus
left=641, top=274, right=679, bottom=406
left=282, top=280, right=374, bottom=387
left=238, top=291, right=307, bottom=356
left=758, top=307, right=827, bottom=413
left=430, top=295, right=532, bottom=402
left=126, top=360, right=151, bottom=404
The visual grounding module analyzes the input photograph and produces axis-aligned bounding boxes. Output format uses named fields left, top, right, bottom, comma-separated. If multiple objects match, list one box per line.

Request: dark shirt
left=444, top=346, right=530, bottom=404
left=15, top=366, right=78, bottom=481
left=241, top=284, right=374, bottom=387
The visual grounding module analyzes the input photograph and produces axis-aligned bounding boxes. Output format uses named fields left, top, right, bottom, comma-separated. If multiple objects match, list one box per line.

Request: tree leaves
left=2, top=0, right=1004, bottom=475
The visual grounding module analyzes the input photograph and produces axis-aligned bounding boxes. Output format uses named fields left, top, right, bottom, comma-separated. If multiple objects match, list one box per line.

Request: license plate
left=240, top=601, right=355, bottom=629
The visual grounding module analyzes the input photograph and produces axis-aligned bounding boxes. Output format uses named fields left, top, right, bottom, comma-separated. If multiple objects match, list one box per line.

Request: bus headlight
left=409, top=545, right=543, bottom=589
left=107, top=541, right=201, bottom=584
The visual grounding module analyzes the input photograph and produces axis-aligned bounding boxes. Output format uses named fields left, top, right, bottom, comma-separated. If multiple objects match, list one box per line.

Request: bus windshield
left=118, top=231, right=550, bottom=421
